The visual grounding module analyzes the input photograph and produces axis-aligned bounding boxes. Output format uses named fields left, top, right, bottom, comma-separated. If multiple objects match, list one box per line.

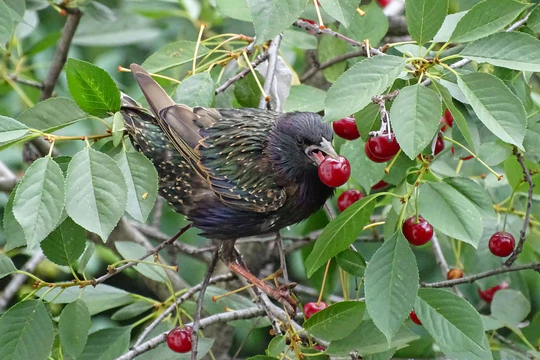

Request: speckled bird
left=121, top=64, right=338, bottom=312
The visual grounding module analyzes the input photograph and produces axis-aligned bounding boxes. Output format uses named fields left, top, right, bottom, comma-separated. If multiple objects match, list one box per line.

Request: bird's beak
left=305, top=138, right=339, bottom=165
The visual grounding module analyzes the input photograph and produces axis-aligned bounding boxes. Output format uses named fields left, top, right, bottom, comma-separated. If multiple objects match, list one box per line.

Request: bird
left=120, top=63, right=339, bottom=313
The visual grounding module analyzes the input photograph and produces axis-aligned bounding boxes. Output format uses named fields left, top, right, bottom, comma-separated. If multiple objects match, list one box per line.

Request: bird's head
left=268, top=112, right=337, bottom=181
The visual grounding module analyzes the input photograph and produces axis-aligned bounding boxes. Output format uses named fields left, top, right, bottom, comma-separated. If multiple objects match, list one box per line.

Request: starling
left=121, top=64, right=338, bottom=313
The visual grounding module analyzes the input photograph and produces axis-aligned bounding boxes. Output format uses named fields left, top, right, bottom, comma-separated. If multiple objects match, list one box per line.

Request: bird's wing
left=198, top=109, right=287, bottom=213
left=130, top=64, right=286, bottom=213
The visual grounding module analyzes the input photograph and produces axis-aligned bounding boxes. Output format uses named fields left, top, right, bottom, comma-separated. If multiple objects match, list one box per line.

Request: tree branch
left=258, top=34, right=282, bottom=110
left=6, top=74, right=44, bottom=90
left=300, top=50, right=366, bottom=82
left=117, top=307, right=267, bottom=360
left=505, top=147, right=535, bottom=266
left=421, top=263, right=540, bottom=288
left=0, top=251, right=46, bottom=312
left=133, top=273, right=236, bottom=348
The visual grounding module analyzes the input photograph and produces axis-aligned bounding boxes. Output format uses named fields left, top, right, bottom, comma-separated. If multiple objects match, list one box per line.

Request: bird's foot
left=228, top=262, right=298, bottom=316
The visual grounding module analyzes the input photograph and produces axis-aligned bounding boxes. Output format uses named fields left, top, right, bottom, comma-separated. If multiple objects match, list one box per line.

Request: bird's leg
left=219, top=241, right=297, bottom=316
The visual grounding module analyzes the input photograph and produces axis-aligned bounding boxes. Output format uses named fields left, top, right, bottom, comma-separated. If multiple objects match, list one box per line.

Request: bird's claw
left=270, top=287, right=297, bottom=317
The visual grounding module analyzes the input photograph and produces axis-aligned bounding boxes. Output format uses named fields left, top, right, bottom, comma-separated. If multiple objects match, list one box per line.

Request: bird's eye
left=296, top=136, right=305, bottom=146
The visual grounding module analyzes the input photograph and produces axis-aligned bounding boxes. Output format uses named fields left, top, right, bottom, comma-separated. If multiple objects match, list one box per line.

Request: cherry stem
left=443, top=136, right=503, bottom=181
left=317, top=259, right=331, bottom=305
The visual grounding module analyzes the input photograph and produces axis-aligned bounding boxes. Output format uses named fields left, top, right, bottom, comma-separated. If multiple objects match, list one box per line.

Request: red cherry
left=365, top=133, right=400, bottom=163
left=434, top=135, right=444, bottom=155
left=478, top=282, right=509, bottom=303
left=402, top=216, right=433, bottom=246
left=332, top=117, right=360, bottom=140
left=377, top=0, right=392, bottom=7
left=371, top=180, right=389, bottom=190
left=410, top=310, right=422, bottom=325
left=166, top=327, right=192, bottom=353
left=313, top=344, right=326, bottom=351
left=441, top=109, right=454, bottom=132
left=304, top=302, right=328, bottom=319
left=318, top=156, right=351, bottom=187
left=488, top=232, right=515, bottom=257
left=337, top=190, right=364, bottom=212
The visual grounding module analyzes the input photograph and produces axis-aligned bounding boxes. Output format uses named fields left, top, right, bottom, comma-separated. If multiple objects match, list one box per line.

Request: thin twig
left=215, top=50, right=269, bottom=95
left=92, top=224, right=192, bottom=286
left=6, top=74, right=44, bottom=89
left=300, top=50, right=366, bottom=82
left=0, top=252, right=46, bottom=312
left=505, top=147, right=535, bottom=266
left=191, top=248, right=219, bottom=360
left=275, top=233, right=290, bottom=297
left=258, top=34, right=282, bottom=110
left=39, top=9, right=82, bottom=101
left=116, top=307, right=267, bottom=360
left=494, top=333, right=536, bottom=360
left=133, top=273, right=235, bottom=347
left=422, top=263, right=540, bottom=288
left=430, top=233, right=464, bottom=297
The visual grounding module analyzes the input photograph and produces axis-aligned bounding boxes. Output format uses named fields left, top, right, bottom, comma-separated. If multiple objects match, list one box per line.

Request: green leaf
left=0, top=253, right=16, bottom=279
left=0, top=0, right=14, bottom=50
left=305, top=196, right=376, bottom=277
left=284, top=85, right=326, bottom=113
left=66, top=148, right=127, bottom=240
left=234, top=71, right=265, bottom=108
left=478, top=142, right=512, bottom=166
left=66, top=58, right=121, bottom=117
left=343, top=1, right=389, bottom=45
left=443, top=177, right=495, bottom=219
left=111, top=301, right=154, bottom=321
left=115, top=151, right=158, bottom=223
left=341, top=139, right=386, bottom=192
left=458, top=72, right=526, bottom=149
left=323, top=55, right=407, bottom=122
left=318, top=24, right=348, bottom=83
left=327, top=320, right=419, bottom=356
left=36, top=284, right=132, bottom=315
left=267, top=335, right=286, bottom=357
left=0, top=300, right=54, bottom=360
left=433, top=11, right=467, bottom=43
left=0, top=116, right=28, bottom=142
left=355, top=103, right=380, bottom=142
left=40, top=217, right=86, bottom=267
left=491, top=290, right=531, bottom=326
left=390, top=85, right=442, bottom=159
left=418, top=182, right=483, bottom=247
left=247, top=0, right=308, bottom=43
left=59, top=299, right=91, bottom=359
left=431, top=80, right=475, bottom=150
left=173, top=72, right=215, bottom=107
left=319, top=0, right=357, bottom=27
left=304, top=301, right=365, bottom=341
left=142, top=41, right=210, bottom=73
left=529, top=5, right=540, bottom=33
left=450, top=0, right=530, bottom=43
left=365, top=232, right=419, bottom=341
left=13, top=157, right=65, bottom=249
left=17, top=97, right=90, bottom=132
left=3, top=185, right=26, bottom=251
left=336, top=249, right=366, bottom=277
left=115, top=241, right=167, bottom=283
left=112, top=112, right=125, bottom=147
left=215, top=0, right=252, bottom=21
left=415, top=288, right=488, bottom=355
left=78, top=242, right=95, bottom=274
left=406, top=0, right=449, bottom=45
left=282, top=29, right=317, bottom=50
left=461, top=32, right=540, bottom=72
left=77, top=327, right=131, bottom=360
